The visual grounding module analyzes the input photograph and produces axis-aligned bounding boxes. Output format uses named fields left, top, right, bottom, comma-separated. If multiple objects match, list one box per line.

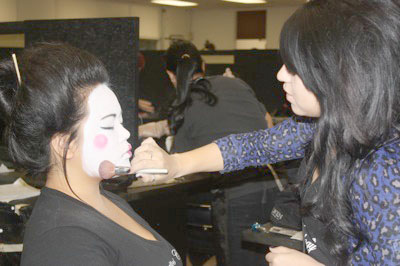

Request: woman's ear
left=50, top=134, right=78, bottom=160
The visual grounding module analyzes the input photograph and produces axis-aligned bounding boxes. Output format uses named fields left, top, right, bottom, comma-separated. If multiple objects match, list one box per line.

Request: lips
left=126, top=144, right=132, bottom=157
left=122, top=143, right=132, bottom=158
left=282, top=84, right=289, bottom=93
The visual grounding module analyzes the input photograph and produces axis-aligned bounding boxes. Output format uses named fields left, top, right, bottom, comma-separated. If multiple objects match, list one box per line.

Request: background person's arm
left=138, top=119, right=170, bottom=138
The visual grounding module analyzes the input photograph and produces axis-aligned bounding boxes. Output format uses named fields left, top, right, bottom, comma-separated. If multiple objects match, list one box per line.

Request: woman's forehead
left=87, top=84, right=121, bottom=117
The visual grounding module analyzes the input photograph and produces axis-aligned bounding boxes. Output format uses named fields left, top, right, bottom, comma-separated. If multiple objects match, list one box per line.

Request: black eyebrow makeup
left=100, top=114, right=117, bottom=120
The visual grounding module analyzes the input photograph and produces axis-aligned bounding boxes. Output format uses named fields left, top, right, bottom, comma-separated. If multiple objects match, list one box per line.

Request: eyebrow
left=101, top=114, right=116, bottom=120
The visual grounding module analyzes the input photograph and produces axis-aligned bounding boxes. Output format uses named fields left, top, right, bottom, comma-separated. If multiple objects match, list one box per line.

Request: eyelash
left=100, top=126, right=114, bottom=130
left=100, top=117, right=122, bottom=130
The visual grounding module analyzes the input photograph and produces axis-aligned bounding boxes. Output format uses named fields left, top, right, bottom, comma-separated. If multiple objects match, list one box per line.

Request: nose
left=118, top=123, right=131, bottom=142
left=277, top=65, right=290, bottom=82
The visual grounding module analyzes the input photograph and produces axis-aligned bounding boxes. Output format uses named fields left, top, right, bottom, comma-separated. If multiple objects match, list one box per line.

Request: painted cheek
left=93, top=134, right=108, bottom=149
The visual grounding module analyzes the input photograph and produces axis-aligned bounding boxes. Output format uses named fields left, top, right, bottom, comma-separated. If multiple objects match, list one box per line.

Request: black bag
left=0, top=202, right=25, bottom=243
left=269, top=189, right=302, bottom=230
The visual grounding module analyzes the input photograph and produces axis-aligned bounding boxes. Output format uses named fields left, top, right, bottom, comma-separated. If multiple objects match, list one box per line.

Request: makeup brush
left=98, top=160, right=168, bottom=180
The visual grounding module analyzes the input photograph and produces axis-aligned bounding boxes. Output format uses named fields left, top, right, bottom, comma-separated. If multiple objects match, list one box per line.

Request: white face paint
left=81, top=84, right=131, bottom=177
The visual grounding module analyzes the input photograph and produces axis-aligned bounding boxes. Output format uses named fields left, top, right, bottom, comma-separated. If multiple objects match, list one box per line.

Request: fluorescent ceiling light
left=222, top=0, right=266, bottom=3
left=151, top=0, right=198, bottom=6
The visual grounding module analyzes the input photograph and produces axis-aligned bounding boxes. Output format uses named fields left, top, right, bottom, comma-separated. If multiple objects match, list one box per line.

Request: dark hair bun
left=0, top=43, right=109, bottom=178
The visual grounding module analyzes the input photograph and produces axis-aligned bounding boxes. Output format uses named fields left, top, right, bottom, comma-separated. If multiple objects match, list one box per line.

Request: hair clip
left=12, top=54, right=21, bottom=86
left=181, top=53, right=190, bottom=59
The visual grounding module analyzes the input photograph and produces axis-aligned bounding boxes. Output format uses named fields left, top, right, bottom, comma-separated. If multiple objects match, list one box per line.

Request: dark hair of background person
left=164, top=40, right=217, bottom=135
left=0, top=43, right=109, bottom=194
left=280, top=0, right=400, bottom=263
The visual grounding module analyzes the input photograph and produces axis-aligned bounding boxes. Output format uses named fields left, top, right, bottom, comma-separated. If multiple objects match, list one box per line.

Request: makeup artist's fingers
left=265, top=247, right=322, bottom=266
left=133, top=144, right=163, bottom=163
left=131, top=138, right=177, bottom=183
left=137, top=173, right=170, bottom=183
left=138, top=174, right=153, bottom=183
left=131, top=138, right=167, bottom=171
left=134, top=139, right=157, bottom=156
left=142, top=137, right=157, bottom=145
left=135, top=138, right=158, bottom=150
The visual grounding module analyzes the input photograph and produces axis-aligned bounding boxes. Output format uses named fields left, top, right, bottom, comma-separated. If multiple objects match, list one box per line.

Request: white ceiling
left=107, top=0, right=306, bottom=9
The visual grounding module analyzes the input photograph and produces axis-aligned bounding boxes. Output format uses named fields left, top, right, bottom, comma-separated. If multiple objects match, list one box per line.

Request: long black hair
left=164, top=40, right=217, bottom=135
left=280, top=0, right=400, bottom=263
left=0, top=43, right=109, bottom=192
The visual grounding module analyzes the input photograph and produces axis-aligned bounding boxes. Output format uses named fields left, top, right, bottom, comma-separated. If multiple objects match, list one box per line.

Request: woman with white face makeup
left=0, top=43, right=183, bottom=266
left=132, top=0, right=400, bottom=265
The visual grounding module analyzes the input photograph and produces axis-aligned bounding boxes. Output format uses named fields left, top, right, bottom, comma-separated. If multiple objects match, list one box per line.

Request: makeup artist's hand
left=266, top=247, right=323, bottom=266
left=131, top=137, right=180, bottom=183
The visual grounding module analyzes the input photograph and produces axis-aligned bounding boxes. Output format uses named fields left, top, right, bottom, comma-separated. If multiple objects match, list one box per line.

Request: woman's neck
left=46, top=167, right=104, bottom=205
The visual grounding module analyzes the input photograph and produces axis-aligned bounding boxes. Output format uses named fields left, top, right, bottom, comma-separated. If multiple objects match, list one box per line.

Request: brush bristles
left=98, top=160, right=115, bottom=179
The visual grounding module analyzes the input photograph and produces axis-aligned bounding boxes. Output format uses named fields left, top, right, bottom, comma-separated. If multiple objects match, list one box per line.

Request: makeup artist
left=133, top=0, right=400, bottom=265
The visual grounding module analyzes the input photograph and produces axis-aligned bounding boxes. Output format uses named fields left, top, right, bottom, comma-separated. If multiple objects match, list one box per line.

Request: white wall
left=17, top=0, right=56, bottom=20
left=236, top=39, right=267, bottom=50
left=0, top=1, right=299, bottom=50
left=56, top=0, right=107, bottom=19
left=130, top=5, right=161, bottom=40
left=266, top=6, right=298, bottom=49
left=0, top=0, right=17, bottom=22
left=160, top=7, right=192, bottom=49
left=191, top=6, right=299, bottom=50
left=10, top=0, right=171, bottom=41
left=191, top=9, right=236, bottom=50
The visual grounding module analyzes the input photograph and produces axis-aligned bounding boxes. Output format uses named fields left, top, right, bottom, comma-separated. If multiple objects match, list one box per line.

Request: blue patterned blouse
left=215, top=117, right=400, bottom=265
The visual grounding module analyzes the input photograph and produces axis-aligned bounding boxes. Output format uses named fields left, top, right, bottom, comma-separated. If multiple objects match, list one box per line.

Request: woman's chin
left=290, top=105, right=302, bottom=116
left=117, top=157, right=131, bottom=168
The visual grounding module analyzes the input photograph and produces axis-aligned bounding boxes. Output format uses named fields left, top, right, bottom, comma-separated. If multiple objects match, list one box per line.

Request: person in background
left=139, top=40, right=275, bottom=265
left=0, top=43, right=182, bottom=266
left=223, top=67, right=274, bottom=128
left=203, top=40, right=216, bottom=51
left=132, top=0, right=400, bottom=265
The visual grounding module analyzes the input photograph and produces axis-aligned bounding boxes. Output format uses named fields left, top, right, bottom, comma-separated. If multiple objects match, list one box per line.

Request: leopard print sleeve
left=350, top=141, right=400, bottom=265
left=214, top=117, right=315, bottom=173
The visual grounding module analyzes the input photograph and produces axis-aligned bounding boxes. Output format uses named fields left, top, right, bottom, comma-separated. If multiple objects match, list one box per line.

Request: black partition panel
left=234, top=50, right=283, bottom=113
left=23, top=17, right=139, bottom=148
left=140, top=50, right=175, bottom=117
